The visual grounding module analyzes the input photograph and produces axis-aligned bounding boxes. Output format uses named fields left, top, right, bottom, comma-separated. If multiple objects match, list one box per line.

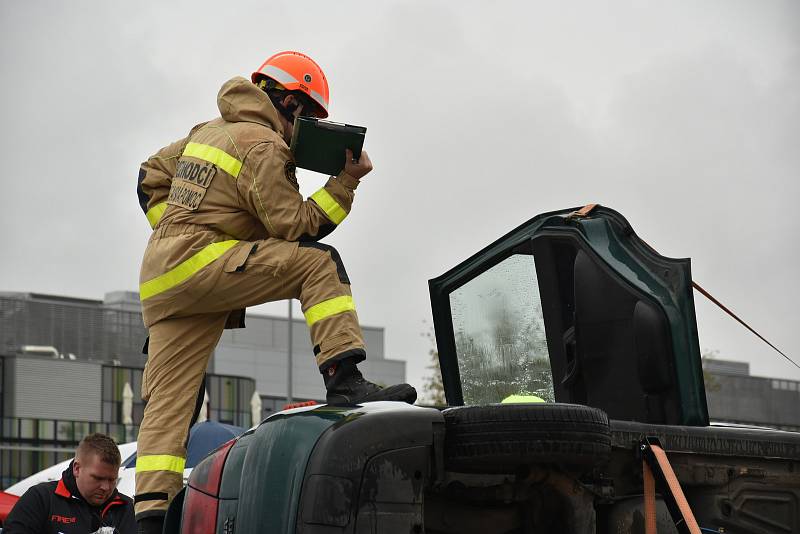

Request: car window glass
left=449, top=253, right=554, bottom=404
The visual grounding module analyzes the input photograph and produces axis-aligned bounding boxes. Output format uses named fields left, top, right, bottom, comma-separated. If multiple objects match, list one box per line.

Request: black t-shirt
left=3, top=462, right=135, bottom=534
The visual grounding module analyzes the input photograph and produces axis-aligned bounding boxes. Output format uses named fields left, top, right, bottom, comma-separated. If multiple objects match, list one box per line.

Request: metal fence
left=0, top=295, right=148, bottom=368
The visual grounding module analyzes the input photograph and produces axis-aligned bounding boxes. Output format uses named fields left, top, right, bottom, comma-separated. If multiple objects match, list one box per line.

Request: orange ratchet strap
left=643, top=457, right=657, bottom=533
left=568, top=203, right=598, bottom=219
left=692, top=281, right=799, bottom=370
left=640, top=437, right=700, bottom=534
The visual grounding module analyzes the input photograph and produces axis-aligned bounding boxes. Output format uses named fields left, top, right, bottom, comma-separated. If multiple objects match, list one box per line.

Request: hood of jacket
left=217, top=76, right=284, bottom=137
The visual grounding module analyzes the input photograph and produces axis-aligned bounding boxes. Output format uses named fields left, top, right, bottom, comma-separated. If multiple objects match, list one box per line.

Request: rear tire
left=443, top=403, right=611, bottom=473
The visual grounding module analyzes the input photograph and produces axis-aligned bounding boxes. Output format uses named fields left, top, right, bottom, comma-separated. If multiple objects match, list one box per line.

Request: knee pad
left=299, top=242, right=350, bottom=284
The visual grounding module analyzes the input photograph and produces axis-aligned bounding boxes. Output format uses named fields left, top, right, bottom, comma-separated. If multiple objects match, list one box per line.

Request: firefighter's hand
left=344, top=149, right=373, bottom=180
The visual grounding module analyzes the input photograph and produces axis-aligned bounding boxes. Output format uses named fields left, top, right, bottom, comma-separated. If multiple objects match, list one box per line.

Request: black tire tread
left=443, top=403, right=611, bottom=473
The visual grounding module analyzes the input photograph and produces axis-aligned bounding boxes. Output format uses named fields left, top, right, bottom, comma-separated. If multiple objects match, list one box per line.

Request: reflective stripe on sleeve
left=304, top=295, right=356, bottom=327
left=139, top=240, right=239, bottom=300
left=145, top=202, right=168, bottom=228
left=310, top=188, right=347, bottom=225
left=135, top=454, right=186, bottom=474
left=183, top=142, right=243, bottom=178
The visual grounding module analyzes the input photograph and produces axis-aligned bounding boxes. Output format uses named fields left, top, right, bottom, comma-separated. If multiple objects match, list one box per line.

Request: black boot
left=137, top=515, right=164, bottom=534
left=323, top=357, right=417, bottom=405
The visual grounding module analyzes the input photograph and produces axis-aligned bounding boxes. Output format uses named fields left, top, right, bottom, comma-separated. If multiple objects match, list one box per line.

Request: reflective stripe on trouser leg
left=135, top=312, right=228, bottom=518
left=303, top=295, right=365, bottom=368
left=304, top=295, right=356, bottom=327
left=296, top=247, right=366, bottom=368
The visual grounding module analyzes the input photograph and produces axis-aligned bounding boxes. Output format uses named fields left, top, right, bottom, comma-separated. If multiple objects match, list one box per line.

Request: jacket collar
left=55, top=461, right=79, bottom=500
left=217, top=76, right=284, bottom=137
left=55, top=460, right=126, bottom=516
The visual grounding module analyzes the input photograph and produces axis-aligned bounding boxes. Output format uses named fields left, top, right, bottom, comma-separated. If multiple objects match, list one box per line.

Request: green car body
left=172, top=205, right=800, bottom=534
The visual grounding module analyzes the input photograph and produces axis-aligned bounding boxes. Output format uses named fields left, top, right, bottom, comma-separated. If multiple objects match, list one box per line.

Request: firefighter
left=4, top=433, right=135, bottom=534
left=134, top=51, right=416, bottom=532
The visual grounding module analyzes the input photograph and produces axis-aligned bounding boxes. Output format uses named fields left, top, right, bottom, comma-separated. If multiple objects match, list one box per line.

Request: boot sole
left=328, top=384, right=417, bottom=405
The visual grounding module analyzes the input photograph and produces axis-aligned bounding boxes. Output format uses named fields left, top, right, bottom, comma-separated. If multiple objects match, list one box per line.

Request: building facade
left=704, top=359, right=800, bottom=431
left=214, top=313, right=405, bottom=406
left=0, top=290, right=407, bottom=409
left=0, top=290, right=407, bottom=486
left=0, top=292, right=148, bottom=368
left=0, top=354, right=255, bottom=487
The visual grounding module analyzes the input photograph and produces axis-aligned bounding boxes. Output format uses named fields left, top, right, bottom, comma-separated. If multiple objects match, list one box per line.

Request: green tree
left=702, top=349, right=721, bottom=393
left=456, top=296, right=554, bottom=404
left=421, top=322, right=446, bottom=406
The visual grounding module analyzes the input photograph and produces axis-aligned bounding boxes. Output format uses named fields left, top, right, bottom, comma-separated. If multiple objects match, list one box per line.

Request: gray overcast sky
left=1, top=1, right=798, bottom=395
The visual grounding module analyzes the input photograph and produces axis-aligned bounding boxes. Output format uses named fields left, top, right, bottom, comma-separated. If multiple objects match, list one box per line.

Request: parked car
left=0, top=490, right=21, bottom=527
left=167, top=205, right=800, bottom=534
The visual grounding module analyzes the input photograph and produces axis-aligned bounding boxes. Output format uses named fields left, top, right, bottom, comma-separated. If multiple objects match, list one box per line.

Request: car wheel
left=443, top=403, right=611, bottom=473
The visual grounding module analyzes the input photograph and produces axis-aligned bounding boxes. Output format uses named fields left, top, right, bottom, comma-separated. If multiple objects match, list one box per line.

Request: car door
left=429, top=204, right=708, bottom=426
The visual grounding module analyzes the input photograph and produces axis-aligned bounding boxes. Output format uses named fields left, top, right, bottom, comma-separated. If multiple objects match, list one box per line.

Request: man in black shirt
left=4, top=433, right=135, bottom=534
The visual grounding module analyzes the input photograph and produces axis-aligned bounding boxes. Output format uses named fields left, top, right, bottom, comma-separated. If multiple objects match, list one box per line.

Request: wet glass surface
left=449, top=254, right=554, bottom=404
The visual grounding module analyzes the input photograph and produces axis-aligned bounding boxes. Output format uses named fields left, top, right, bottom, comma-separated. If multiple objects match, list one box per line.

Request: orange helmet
left=251, top=51, right=330, bottom=118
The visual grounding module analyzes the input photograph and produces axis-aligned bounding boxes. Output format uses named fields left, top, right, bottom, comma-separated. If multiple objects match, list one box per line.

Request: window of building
left=101, top=366, right=145, bottom=426
left=207, top=375, right=254, bottom=428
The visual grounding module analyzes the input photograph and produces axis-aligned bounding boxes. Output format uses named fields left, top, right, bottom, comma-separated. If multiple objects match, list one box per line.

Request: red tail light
left=181, top=487, right=219, bottom=534
left=181, top=439, right=235, bottom=533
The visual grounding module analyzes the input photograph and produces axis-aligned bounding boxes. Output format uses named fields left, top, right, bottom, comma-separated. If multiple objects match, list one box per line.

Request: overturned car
left=169, top=205, right=800, bottom=534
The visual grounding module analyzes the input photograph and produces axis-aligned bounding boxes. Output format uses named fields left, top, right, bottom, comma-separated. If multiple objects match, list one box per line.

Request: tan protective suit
left=134, top=77, right=366, bottom=519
